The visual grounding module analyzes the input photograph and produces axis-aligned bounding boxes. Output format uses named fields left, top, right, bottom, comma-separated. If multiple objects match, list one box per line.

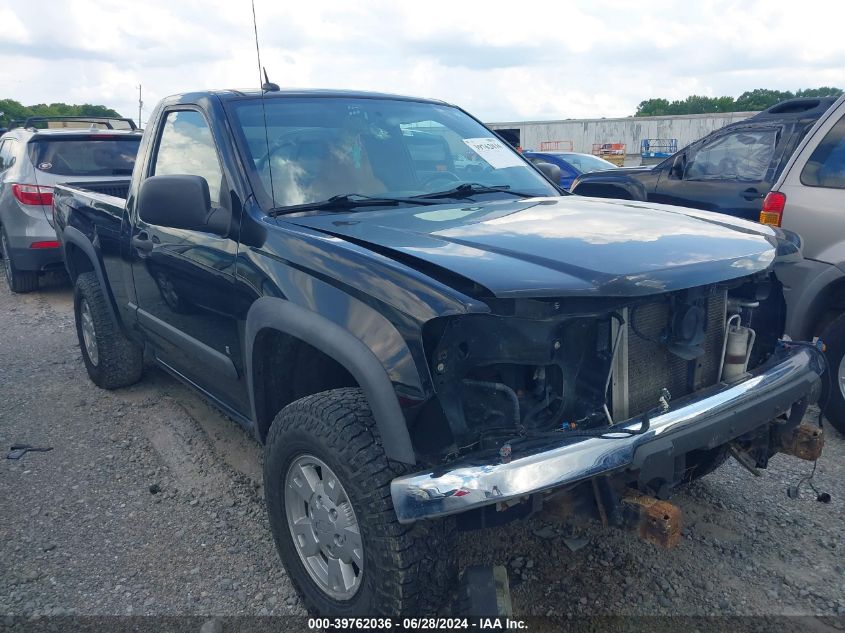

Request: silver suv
left=763, top=94, right=845, bottom=433
left=0, top=117, right=141, bottom=292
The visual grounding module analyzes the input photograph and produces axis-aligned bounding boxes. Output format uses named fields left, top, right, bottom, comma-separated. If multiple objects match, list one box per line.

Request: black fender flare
left=62, top=226, right=120, bottom=326
left=245, top=296, right=416, bottom=465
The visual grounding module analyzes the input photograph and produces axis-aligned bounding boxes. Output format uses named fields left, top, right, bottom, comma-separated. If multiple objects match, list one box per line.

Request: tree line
left=0, top=99, right=123, bottom=128
left=635, top=87, right=843, bottom=117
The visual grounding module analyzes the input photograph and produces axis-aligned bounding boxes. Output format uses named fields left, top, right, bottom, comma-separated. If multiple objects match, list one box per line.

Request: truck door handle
left=132, top=232, right=154, bottom=254
left=741, top=188, right=762, bottom=201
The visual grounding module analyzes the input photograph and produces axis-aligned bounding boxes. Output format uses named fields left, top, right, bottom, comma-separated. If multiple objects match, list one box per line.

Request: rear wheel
left=73, top=272, right=143, bottom=389
left=1, top=229, right=39, bottom=293
left=820, top=314, right=845, bottom=435
left=264, top=388, right=455, bottom=615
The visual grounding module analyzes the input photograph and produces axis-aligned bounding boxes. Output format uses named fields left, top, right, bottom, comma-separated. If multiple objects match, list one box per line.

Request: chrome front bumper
left=391, top=345, right=825, bottom=523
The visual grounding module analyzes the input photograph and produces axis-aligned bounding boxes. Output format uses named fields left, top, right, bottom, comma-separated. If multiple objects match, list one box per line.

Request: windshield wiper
left=269, top=193, right=438, bottom=217
left=414, top=183, right=536, bottom=200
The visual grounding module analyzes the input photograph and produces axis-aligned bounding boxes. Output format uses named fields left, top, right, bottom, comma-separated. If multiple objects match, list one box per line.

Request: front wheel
left=264, top=388, right=455, bottom=615
left=821, top=313, right=845, bottom=435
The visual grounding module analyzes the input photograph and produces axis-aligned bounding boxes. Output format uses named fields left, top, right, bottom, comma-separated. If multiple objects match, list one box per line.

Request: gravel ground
left=1, top=278, right=843, bottom=625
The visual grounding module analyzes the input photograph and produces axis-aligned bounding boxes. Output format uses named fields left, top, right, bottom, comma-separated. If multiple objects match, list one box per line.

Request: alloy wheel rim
left=80, top=299, right=99, bottom=366
left=284, top=454, right=364, bottom=600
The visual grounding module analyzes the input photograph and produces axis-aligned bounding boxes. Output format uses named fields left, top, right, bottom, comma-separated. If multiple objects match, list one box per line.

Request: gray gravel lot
left=1, top=279, right=843, bottom=624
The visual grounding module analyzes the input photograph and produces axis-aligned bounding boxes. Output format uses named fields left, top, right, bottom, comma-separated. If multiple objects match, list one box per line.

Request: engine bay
left=413, top=273, right=785, bottom=462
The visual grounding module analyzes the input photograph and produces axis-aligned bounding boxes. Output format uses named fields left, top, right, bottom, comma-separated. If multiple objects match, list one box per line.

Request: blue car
left=523, top=151, right=618, bottom=189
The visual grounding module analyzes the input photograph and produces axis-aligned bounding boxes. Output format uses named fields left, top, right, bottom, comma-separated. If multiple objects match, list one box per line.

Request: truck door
left=130, top=108, right=249, bottom=415
left=651, top=126, right=780, bottom=221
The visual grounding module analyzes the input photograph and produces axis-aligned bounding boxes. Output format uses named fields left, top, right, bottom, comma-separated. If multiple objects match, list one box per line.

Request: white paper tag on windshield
left=462, top=137, right=525, bottom=169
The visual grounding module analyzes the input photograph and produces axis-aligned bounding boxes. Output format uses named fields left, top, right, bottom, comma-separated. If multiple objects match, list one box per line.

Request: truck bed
left=59, top=179, right=131, bottom=202
left=52, top=180, right=130, bottom=241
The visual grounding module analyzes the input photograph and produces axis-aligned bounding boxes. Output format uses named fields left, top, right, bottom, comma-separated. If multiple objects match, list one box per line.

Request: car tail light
left=30, top=240, right=60, bottom=249
left=759, top=191, right=786, bottom=226
left=12, top=184, right=53, bottom=206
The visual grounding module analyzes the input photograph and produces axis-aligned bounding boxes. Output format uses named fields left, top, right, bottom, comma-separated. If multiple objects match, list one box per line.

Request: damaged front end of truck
left=393, top=270, right=825, bottom=533
left=289, top=195, right=827, bottom=538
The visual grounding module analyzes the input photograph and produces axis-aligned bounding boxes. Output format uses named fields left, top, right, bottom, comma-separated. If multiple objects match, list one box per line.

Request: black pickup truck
left=53, top=89, right=826, bottom=616
left=571, top=97, right=837, bottom=222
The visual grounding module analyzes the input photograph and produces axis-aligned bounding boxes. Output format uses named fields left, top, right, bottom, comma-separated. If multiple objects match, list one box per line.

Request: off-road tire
left=1, top=229, right=38, bottom=293
left=820, top=313, right=845, bottom=435
left=73, top=272, right=143, bottom=389
left=264, top=388, right=455, bottom=616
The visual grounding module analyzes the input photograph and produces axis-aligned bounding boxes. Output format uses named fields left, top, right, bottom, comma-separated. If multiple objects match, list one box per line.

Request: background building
left=488, top=111, right=759, bottom=165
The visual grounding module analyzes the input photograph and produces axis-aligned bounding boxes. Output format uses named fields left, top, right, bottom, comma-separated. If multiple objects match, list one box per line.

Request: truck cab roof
left=159, top=88, right=450, bottom=107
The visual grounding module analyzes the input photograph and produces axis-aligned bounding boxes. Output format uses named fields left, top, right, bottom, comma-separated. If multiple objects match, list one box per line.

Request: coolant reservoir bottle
left=722, top=323, right=753, bottom=382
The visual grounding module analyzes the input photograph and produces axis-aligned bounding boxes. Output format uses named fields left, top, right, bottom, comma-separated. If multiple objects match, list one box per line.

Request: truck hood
left=286, top=196, right=792, bottom=298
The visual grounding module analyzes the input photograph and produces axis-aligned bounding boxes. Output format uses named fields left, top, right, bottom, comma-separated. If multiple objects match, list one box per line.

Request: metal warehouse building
left=487, top=111, right=759, bottom=164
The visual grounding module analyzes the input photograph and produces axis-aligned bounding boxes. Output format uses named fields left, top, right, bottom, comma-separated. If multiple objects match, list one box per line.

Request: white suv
left=762, top=94, right=845, bottom=433
left=0, top=117, right=141, bottom=292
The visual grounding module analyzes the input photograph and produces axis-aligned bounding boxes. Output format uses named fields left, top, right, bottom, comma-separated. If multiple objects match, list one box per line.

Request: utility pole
left=137, top=85, right=143, bottom=128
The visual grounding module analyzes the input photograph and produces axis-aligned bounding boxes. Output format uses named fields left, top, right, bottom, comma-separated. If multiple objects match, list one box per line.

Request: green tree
left=0, top=99, right=123, bottom=128
left=634, top=87, right=843, bottom=117
left=734, top=89, right=794, bottom=111
left=635, top=98, right=671, bottom=116
left=795, top=87, right=843, bottom=99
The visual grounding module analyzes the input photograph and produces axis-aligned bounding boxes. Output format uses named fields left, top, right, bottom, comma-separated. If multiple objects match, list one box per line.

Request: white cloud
left=1, top=0, right=843, bottom=124
left=0, top=7, right=29, bottom=44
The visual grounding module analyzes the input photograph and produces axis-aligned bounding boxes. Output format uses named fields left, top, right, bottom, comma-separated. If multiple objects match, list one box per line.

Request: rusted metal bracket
left=729, top=443, right=762, bottom=476
left=621, top=491, right=682, bottom=549
left=779, top=422, right=824, bottom=461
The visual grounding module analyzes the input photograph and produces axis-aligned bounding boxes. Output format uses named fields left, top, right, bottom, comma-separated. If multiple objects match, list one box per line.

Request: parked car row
left=569, top=96, right=837, bottom=218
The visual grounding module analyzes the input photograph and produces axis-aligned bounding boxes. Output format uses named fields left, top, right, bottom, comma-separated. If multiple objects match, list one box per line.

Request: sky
left=1, top=0, right=844, bottom=125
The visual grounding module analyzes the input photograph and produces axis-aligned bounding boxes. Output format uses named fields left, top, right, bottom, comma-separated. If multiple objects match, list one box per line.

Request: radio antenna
left=250, top=0, right=265, bottom=91
left=263, top=67, right=279, bottom=92
left=251, top=0, right=276, bottom=204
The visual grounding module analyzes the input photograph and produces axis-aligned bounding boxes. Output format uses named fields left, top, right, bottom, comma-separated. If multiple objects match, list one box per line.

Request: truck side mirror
left=138, top=175, right=229, bottom=235
left=536, top=161, right=562, bottom=185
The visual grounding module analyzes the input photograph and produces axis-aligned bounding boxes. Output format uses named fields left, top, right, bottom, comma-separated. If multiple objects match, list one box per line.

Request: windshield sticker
left=462, top=138, right=525, bottom=169
left=415, top=207, right=480, bottom=222
left=38, top=162, right=53, bottom=171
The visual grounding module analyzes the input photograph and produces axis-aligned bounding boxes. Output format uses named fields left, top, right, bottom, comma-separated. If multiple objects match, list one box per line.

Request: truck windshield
left=228, top=97, right=558, bottom=211
left=27, top=136, right=141, bottom=177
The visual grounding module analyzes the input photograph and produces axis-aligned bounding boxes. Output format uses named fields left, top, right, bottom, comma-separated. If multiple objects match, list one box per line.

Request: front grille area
left=625, top=290, right=726, bottom=417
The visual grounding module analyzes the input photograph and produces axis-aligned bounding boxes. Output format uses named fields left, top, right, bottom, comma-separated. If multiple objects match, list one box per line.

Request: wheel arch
left=245, top=297, right=417, bottom=464
left=62, top=226, right=121, bottom=324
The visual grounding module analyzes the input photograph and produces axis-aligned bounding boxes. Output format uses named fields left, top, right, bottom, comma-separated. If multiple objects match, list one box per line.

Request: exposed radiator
left=620, top=290, right=727, bottom=418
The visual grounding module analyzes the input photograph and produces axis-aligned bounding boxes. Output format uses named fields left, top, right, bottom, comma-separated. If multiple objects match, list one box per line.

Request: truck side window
left=153, top=111, right=225, bottom=206
left=684, top=129, right=776, bottom=181
left=801, top=113, right=845, bottom=189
